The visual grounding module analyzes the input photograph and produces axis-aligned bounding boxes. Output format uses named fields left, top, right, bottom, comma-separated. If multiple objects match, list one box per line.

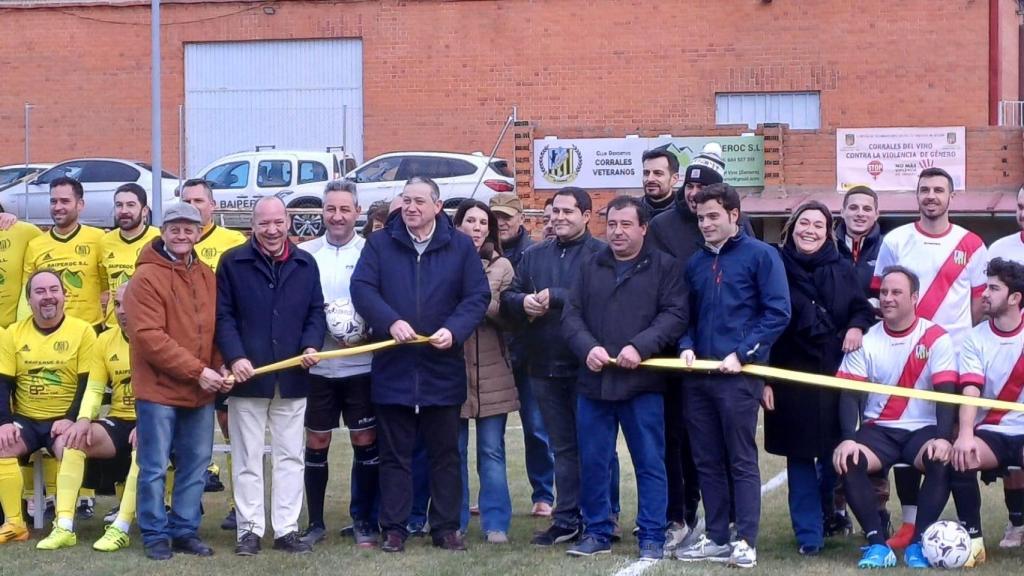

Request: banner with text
left=836, top=127, right=966, bottom=191
left=533, top=135, right=765, bottom=189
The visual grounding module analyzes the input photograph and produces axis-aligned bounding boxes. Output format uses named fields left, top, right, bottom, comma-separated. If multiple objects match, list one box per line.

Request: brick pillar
left=761, top=124, right=787, bottom=198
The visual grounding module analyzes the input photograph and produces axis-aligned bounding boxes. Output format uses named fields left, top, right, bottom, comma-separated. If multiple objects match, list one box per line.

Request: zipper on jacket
left=415, top=252, right=422, bottom=414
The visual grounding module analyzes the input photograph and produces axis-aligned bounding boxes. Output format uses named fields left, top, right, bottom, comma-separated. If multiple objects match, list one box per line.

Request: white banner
left=532, top=136, right=765, bottom=189
left=836, top=127, right=966, bottom=191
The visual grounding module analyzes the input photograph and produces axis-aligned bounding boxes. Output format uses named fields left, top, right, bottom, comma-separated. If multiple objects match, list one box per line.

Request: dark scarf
left=780, top=238, right=841, bottom=340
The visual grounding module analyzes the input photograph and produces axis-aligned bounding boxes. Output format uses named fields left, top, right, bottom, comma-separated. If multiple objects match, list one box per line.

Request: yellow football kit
left=23, top=226, right=106, bottom=326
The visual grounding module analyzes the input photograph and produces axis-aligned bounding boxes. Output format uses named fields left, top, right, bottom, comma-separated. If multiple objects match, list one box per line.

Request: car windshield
left=137, top=163, right=178, bottom=179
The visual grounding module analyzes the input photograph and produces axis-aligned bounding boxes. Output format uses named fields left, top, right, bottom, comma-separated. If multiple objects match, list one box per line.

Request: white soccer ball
left=325, top=298, right=366, bottom=347
left=921, top=520, right=971, bottom=569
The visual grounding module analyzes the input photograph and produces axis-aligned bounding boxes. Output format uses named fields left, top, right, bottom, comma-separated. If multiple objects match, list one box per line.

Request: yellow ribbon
left=239, top=339, right=1024, bottom=413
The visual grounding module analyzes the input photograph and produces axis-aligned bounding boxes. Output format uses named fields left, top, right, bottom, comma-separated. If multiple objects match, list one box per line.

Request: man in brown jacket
left=124, top=202, right=227, bottom=561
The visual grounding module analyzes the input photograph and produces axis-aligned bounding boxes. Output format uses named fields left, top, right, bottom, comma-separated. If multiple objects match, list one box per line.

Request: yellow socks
left=113, top=452, right=138, bottom=531
left=55, top=449, right=86, bottom=530
left=0, top=458, right=25, bottom=525
left=44, top=455, right=58, bottom=494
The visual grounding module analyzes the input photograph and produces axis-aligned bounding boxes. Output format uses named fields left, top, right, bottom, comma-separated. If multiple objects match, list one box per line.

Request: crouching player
left=0, top=270, right=96, bottom=544
left=37, top=283, right=138, bottom=550
left=833, top=266, right=958, bottom=568
left=950, top=258, right=1024, bottom=567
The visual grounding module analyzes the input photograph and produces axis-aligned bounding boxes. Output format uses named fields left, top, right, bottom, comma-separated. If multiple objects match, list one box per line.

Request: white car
left=0, top=158, right=178, bottom=227
left=345, top=151, right=515, bottom=210
left=189, top=148, right=357, bottom=236
left=0, top=164, right=52, bottom=192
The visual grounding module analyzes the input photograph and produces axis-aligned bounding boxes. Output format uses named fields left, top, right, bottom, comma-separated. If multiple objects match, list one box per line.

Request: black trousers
left=664, top=379, right=701, bottom=525
left=375, top=403, right=461, bottom=536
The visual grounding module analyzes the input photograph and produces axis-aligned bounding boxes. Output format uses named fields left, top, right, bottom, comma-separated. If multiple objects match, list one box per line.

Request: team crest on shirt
left=53, top=340, right=69, bottom=353
left=915, top=344, right=929, bottom=360
left=75, top=245, right=90, bottom=256
left=953, top=250, right=967, bottom=266
left=202, top=247, right=217, bottom=259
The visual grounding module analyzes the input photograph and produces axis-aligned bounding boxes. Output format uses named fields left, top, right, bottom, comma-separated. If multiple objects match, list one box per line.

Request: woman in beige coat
left=453, top=199, right=519, bottom=544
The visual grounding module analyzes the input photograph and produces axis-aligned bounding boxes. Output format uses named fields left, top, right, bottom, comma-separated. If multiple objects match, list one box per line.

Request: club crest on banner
left=538, top=144, right=582, bottom=185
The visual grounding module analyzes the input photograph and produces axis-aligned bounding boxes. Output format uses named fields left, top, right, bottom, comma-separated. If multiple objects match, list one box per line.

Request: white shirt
left=959, top=318, right=1024, bottom=435
left=838, top=318, right=958, bottom=431
left=988, top=232, right=1024, bottom=265
left=872, top=222, right=988, bottom=347
left=298, top=234, right=371, bottom=378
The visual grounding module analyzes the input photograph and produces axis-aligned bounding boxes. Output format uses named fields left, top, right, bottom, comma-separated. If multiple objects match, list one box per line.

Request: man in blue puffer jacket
left=351, top=176, right=490, bottom=553
left=674, top=183, right=790, bottom=569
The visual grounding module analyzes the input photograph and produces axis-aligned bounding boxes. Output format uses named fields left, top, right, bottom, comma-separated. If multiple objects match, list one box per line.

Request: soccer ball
left=325, top=298, right=366, bottom=347
left=921, top=520, right=971, bottom=569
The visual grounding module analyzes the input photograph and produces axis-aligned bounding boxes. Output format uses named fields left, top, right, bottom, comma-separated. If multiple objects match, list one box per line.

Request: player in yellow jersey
left=0, top=217, right=42, bottom=328
left=35, top=284, right=138, bottom=551
left=180, top=178, right=246, bottom=525
left=0, top=270, right=96, bottom=544
left=100, top=184, right=160, bottom=329
left=180, top=179, right=246, bottom=272
left=22, top=177, right=106, bottom=327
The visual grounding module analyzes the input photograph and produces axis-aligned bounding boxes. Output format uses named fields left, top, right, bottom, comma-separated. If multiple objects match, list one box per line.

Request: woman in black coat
left=763, top=201, right=875, bottom=556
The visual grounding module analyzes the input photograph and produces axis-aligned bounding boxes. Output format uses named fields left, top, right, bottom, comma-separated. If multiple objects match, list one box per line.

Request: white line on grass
left=609, top=470, right=788, bottom=576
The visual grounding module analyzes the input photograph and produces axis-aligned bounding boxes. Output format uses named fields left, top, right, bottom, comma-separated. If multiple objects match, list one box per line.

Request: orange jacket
left=124, top=239, right=221, bottom=408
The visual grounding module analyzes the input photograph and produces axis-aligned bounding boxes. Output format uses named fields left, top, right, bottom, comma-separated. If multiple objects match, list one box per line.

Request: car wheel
left=289, top=198, right=323, bottom=237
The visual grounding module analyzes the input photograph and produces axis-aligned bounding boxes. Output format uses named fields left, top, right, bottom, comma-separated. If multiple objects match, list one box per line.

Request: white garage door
left=184, top=39, right=363, bottom=176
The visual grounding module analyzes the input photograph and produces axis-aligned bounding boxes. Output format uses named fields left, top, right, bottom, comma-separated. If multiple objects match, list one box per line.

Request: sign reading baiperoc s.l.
left=533, top=135, right=765, bottom=190
left=836, top=127, right=966, bottom=192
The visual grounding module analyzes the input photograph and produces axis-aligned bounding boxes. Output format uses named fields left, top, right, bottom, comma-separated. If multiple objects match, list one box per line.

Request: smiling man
left=100, top=184, right=160, bottom=329
left=0, top=270, right=96, bottom=544
left=837, top=186, right=883, bottom=297
left=23, top=177, right=105, bottom=328
left=215, top=196, right=326, bottom=557
left=640, top=149, right=680, bottom=218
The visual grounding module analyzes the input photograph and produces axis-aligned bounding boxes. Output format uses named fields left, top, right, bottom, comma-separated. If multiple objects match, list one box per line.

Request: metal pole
left=150, top=0, right=163, bottom=224
left=342, top=104, right=348, bottom=157
left=178, top=104, right=184, bottom=191
left=469, top=109, right=515, bottom=199
left=24, top=103, right=31, bottom=167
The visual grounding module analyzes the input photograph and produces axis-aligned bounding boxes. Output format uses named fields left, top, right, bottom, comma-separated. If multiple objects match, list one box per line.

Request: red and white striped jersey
left=872, top=223, right=987, bottom=347
left=959, top=319, right=1024, bottom=435
left=837, top=318, right=958, bottom=431
left=987, top=232, right=1024, bottom=266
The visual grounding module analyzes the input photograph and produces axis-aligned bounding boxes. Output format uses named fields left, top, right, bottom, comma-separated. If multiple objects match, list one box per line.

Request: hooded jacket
left=679, top=228, right=791, bottom=364
left=124, top=239, right=221, bottom=408
left=351, top=212, right=490, bottom=408
left=647, top=192, right=754, bottom=264
left=461, top=256, right=519, bottom=419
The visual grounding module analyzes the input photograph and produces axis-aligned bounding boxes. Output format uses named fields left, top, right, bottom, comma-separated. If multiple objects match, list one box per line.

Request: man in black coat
left=562, top=196, right=688, bottom=559
left=501, top=187, right=605, bottom=545
left=836, top=186, right=883, bottom=300
left=216, top=197, right=326, bottom=555
left=490, top=192, right=555, bottom=517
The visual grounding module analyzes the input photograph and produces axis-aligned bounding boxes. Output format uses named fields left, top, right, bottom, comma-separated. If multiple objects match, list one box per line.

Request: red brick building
left=0, top=0, right=1021, bottom=236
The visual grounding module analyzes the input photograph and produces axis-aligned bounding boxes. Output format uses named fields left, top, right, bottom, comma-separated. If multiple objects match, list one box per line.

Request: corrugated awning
left=741, top=190, right=1019, bottom=216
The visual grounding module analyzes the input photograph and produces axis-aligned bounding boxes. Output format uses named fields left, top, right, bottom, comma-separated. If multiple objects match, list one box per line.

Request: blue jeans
left=786, top=457, right=839, bottom=549
left=459, top=415, right=512, bottom=533
left=514, top=364, right=555, bottom=505
left=136, top=400, right=214, bottom=548
left=577, top=393, right=667, bottom=547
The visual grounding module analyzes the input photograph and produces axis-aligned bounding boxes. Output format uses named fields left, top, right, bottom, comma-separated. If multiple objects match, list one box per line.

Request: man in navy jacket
left=675, top=183, right=790, bottom=568
left=216, top=197, right=326, bottom=556
left=351, top=176, right=489, bottom=553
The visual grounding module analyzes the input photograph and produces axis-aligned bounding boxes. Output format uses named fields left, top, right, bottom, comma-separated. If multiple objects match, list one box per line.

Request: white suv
left=190, top=148, right=357, bottom=236
left=345, top=152, right=515, bottom=210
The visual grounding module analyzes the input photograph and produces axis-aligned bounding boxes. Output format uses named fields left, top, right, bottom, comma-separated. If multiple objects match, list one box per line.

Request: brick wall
left=0, top=0, right=1011, bottom=178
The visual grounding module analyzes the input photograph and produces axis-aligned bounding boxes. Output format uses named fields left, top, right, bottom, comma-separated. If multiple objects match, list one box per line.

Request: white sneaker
left=1000, top=523, right=1024, bottom=548
left=664, top=522, right=691, bottom=553
left=729, top=539, right=757, bottom=569
left=675, top=534, right=732, bottom=563
left=679, top=516, right=705, bottom=549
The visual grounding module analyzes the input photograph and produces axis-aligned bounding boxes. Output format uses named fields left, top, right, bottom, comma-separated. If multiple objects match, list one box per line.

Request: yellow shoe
left=93, top=524, right=130, bottom=552
left=0, top=521, right=28, bottom=543
left=964, top=537, right=987, bottom=568
left=36, top=524, right=76, bottom=550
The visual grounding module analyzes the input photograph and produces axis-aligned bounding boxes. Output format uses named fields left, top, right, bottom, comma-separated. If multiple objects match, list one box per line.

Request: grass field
left=1, top=414, right=1021, bottom=576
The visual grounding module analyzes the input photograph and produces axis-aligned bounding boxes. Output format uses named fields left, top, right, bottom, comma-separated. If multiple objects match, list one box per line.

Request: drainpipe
left=991, top=0, right=1001, bottom=126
